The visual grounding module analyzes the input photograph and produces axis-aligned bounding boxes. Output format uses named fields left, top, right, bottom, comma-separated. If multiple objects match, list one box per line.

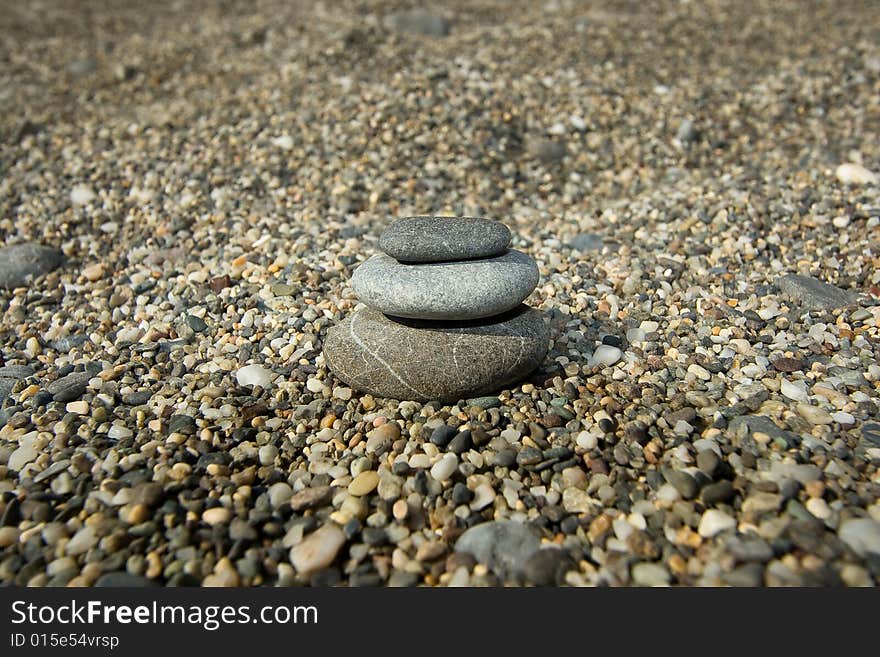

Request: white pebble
left=576, top=429, right=598, bottom=450
left=780, top=379, right=808, bottom=402
left=470, top=483, right=496, bottom=511
left=835, top=162, right=878, bottom=185
left=806, top=497, right=831, bottom=520
left=70, top=184, right=96, bottom=205
left=236, top=364, right=272, bottom=388
left=272, top=135, right=294, bottom=150
left=430, top=453, right=458, bottom=482
left=831, top=411, right=855, bottom=425
left=332, top=386, right=352, bottom=400
left=687, top=363, right=711, bottom=381
left=107, top=425, right=133, bottom=440
left=698, top=509, right=736, bottom=538
left=639, top=320, right=659, bottom=333
left=306, top=378, right=325, bottom=393
left=589, top=344, right=622, bottom=368
left=259, top=445, right=278, bottom=466
left=409, top=453, right=431, bottom=469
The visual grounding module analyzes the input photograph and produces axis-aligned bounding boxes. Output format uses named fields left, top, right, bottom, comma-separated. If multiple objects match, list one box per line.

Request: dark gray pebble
left=123, top=390, right=153, bottom=406
left=523, top=548, right=575, bottom=586
left=379, top=216, right=509, bottom=263
left=663, top=468, right=699, bottom=499
left=516, top=447, right=543, bottom=466
left=168, top=414, right=197, bottom=435
left=0, top=243, right=64, bottom=289
left=447, top=430, right=472, bottom=454
left=701, top=480, right=735, bottom=506
left=430, top=425, right=457, bottom=447
left=94, top=572, right=159, bottom=587
left=186, top=314, right=208, bottom=332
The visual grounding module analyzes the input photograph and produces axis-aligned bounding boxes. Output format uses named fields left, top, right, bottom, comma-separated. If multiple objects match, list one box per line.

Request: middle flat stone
left=351, top=249, right=539, bottom=320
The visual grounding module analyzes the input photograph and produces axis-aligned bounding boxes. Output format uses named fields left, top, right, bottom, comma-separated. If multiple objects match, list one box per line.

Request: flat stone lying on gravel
left=385, top=8, right=450, bottom=36
left=94, top=572, right=158, bottom=587
left=0, top=243, right=63, bottom=289
left=838, top=518, right=880, bottom=557
left=323, top=305, right=548, bottom=402
left=46, top=368, right=99, bottom=402
left=289, top=486, right=333, bottom=511
left=379, top=216, right=510, bottom=262
left=0, top=365, right=34, bottom=399
left=861, top=423, right=880, bottom=447
left=728, top=415, right=798, bottom=445
left=568, top=233, right=603, bottom=252
left=776, top=274, right=855, bottom=310
left=351, top=250, right=539, bottom=320
left=290, top=523, right=347, bottom=575
left=454, top=520, right=542, bottom=580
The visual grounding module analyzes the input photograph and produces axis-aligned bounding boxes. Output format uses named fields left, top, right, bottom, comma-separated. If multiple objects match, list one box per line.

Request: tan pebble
left=66, top=401, right=89, bottom=415
left=804, top=480, right=825, bottom=498
left=203, top=571, right=240, bottom=587
left=0, top=526, right=20, bottom=547
left=145, top=552, right=162, bottom=578
left=290, top=523, right=346, bottom=575
left=202, top=507, right=232, bottom=525
left=320, top=414, right=337, bottom=429
left=82, top=263, right=105, bottom=281
left=206, top=463, right=229, bottom=476
left=348, top=470, right=380, bottom=496
left=127, top=504, right=151, bottom=524
left=18, top=384, right=40, bottom=403
left=392, top=499, right=409, bottom=521
left=168, top=462, right=191, bottom=481
left=415, top=541, right=446, bottom=562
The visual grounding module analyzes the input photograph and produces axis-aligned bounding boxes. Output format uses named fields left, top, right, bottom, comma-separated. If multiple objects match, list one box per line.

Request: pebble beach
left=1, top=0, right=880, bottom=587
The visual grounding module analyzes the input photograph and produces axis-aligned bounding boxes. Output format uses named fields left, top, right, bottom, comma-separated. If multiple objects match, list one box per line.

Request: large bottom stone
left=323, top=305, right=548, bottom=403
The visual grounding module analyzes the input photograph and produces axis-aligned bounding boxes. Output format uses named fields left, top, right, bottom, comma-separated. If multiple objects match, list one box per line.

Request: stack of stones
left=323, top=216, right=548, bottom=403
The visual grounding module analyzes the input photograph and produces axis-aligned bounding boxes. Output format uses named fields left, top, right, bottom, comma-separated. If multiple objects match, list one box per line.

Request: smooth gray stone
left=323, top=305, right=548, bottom=403
left=776, top=274, right=854, bottom=310
left=0, top=365, right=35, bottom=400
left=454, top=520, right=542, bottom=581
left=379, top=216, right=510, bottom=262
left=351, top=250, right=539, bottom=320
left=0, top=243, right=63, bottom=289
left=385, top=9, right=450, bottom=37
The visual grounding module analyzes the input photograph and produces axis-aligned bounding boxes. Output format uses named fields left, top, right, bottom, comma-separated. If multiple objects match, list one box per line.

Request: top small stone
left=379, top=216, right=511, bottom=263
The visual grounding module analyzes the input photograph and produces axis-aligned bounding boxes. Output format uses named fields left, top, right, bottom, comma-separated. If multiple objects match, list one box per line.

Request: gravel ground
left=1, top=0, right=880, bottom=587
